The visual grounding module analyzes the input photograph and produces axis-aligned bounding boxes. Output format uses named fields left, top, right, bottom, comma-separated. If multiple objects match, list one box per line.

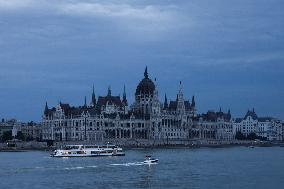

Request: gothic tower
left=163, top=94, right=168, bottom=110
left=90, top=85, right=96, bottom=107
left=151, top=78, right=161, bottom=115
left=122, top=85, right=128, bottom=114
left=176, top=81, right=185, bottom=114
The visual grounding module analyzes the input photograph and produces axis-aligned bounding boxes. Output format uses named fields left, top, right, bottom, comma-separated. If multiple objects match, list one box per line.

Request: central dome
left=135, top=67, right=155, bottom=96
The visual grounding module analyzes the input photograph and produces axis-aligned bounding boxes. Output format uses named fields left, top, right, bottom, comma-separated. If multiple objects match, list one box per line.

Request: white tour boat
left=51, top=144, right=125, bottom=157
left=143, top=156, right=158, bottom=164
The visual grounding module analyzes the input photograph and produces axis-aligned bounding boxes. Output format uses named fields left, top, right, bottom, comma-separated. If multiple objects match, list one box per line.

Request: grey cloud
left=0, top=0, right=284, bottom=121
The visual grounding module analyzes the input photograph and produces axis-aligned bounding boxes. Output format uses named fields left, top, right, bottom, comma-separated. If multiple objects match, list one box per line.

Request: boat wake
left=63, top=165, right=97, bottom=170
left=64, top=166, right=85, bottom=170
left=86, top=165, right=98, bottom=168
left=110, top=162, right=144, bottom=166
left=143, top=162, right=158, bottom=165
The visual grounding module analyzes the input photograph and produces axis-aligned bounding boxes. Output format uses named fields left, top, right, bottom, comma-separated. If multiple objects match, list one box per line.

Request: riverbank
left=0, top=141, right=49, bottom=152
left=1, top=139, right=283, bottom=152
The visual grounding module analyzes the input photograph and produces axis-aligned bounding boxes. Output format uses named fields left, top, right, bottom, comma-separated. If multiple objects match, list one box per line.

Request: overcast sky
left=0, top=0, right=284, bottom=121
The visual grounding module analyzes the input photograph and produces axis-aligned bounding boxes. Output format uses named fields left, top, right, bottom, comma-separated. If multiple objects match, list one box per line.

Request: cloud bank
left=0, top=0, right=284, bottom=121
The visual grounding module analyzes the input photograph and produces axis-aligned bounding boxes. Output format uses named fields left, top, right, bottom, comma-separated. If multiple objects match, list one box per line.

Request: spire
left=91, top=84, right=96, bottom=107
left=191, top=95, right=195, bottom=107
left=177, top=81, right=184, bottom=101
left=144, top=66, right=148, bottom=79
left=44, top=101, right=49, bottom=114
left=219, top=107, right=222, bottom=113
left=123, top=85, right=126, bottom=97
left=227, top=109, right=231, bottom=120
left=164, top=94, right=168, bottom=109
left=84, top=96, right=87, bottom=107
left=107, top=86, right=111, bottom=96
left=122, top=85, right=127, bottom=104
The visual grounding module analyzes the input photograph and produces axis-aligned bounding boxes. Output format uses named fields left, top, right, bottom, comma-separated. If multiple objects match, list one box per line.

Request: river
left=0, top=147, right=283, bottom=189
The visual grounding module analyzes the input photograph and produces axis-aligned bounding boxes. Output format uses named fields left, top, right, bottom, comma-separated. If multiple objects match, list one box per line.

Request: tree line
left=235, top=131, right=267, bottom=141
left=0, top=131, right=34, bottom=142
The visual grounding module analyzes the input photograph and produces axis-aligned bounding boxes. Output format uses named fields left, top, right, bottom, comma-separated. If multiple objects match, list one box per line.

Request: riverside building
left=41, top=68, right=233, bottom=142
left=192, top=110, right=233, bottom=141
left=233, top=109, right=283, bottom=141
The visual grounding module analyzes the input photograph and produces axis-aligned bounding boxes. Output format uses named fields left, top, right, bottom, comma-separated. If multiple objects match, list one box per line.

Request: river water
left=0, top=147, right=283, bottom=189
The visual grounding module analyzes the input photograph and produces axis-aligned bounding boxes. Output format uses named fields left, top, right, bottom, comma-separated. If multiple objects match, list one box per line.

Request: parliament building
left=42, top=67, right=233, bottom=142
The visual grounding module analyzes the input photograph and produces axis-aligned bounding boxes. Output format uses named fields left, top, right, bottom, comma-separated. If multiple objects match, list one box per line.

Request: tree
left=16, top=131, right=25, bottom=141
left=247, top=132, right=257, bottom=140
left=26, top=136, right=34, bottom=141
left=235, top=131, right=246, bottom=140
left=2, top=131, right=13, bottom=141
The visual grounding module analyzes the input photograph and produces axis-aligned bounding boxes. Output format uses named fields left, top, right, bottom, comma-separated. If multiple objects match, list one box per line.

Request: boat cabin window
left=100, top=145, right=117, bottom=149
left=84, top=145, right=94, bottom=148
left=84, top=145, right=99, bottom=148
left=77, top=151, right=85, bottom=154
left=91, top=151, right=100, bottom=154
left=63, top=146, right=80, bottom=150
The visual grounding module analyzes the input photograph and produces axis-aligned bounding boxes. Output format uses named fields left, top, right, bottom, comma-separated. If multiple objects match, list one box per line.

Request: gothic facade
left=41, top=68, right=232, bottom=142
left=192, top=110, right=233, bottom=141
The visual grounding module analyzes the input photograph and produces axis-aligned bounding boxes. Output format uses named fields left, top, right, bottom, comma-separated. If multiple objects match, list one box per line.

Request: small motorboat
left=143, top=156, right=158, bottom=164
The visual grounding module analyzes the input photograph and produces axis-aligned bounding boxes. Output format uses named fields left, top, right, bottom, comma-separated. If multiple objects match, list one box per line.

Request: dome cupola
left=135, top=67, right=155, bottom=96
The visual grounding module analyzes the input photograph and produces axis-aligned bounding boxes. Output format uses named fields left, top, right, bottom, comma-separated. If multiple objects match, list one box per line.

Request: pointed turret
left=191, top=95, right=195, bottom=108
left=44, top=101, right=49, bottom=115
left=164, top=94, right=168, bottom=109
left=245, top=108, right=258, bottom=120
left=84, top=96, right=87, bottom=107
left=122, top=85, right=128, bottom=114
left=227, top=109, right=231, bottom=120
left=91, top=85, right=96, bottom=107
left=122, top=85, right=128, bottom=105
left=219, top=107, right=222, bottom=113
left=144, top=66, right=148, bottom=79
left=107, top=86, right=112, bottom=97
